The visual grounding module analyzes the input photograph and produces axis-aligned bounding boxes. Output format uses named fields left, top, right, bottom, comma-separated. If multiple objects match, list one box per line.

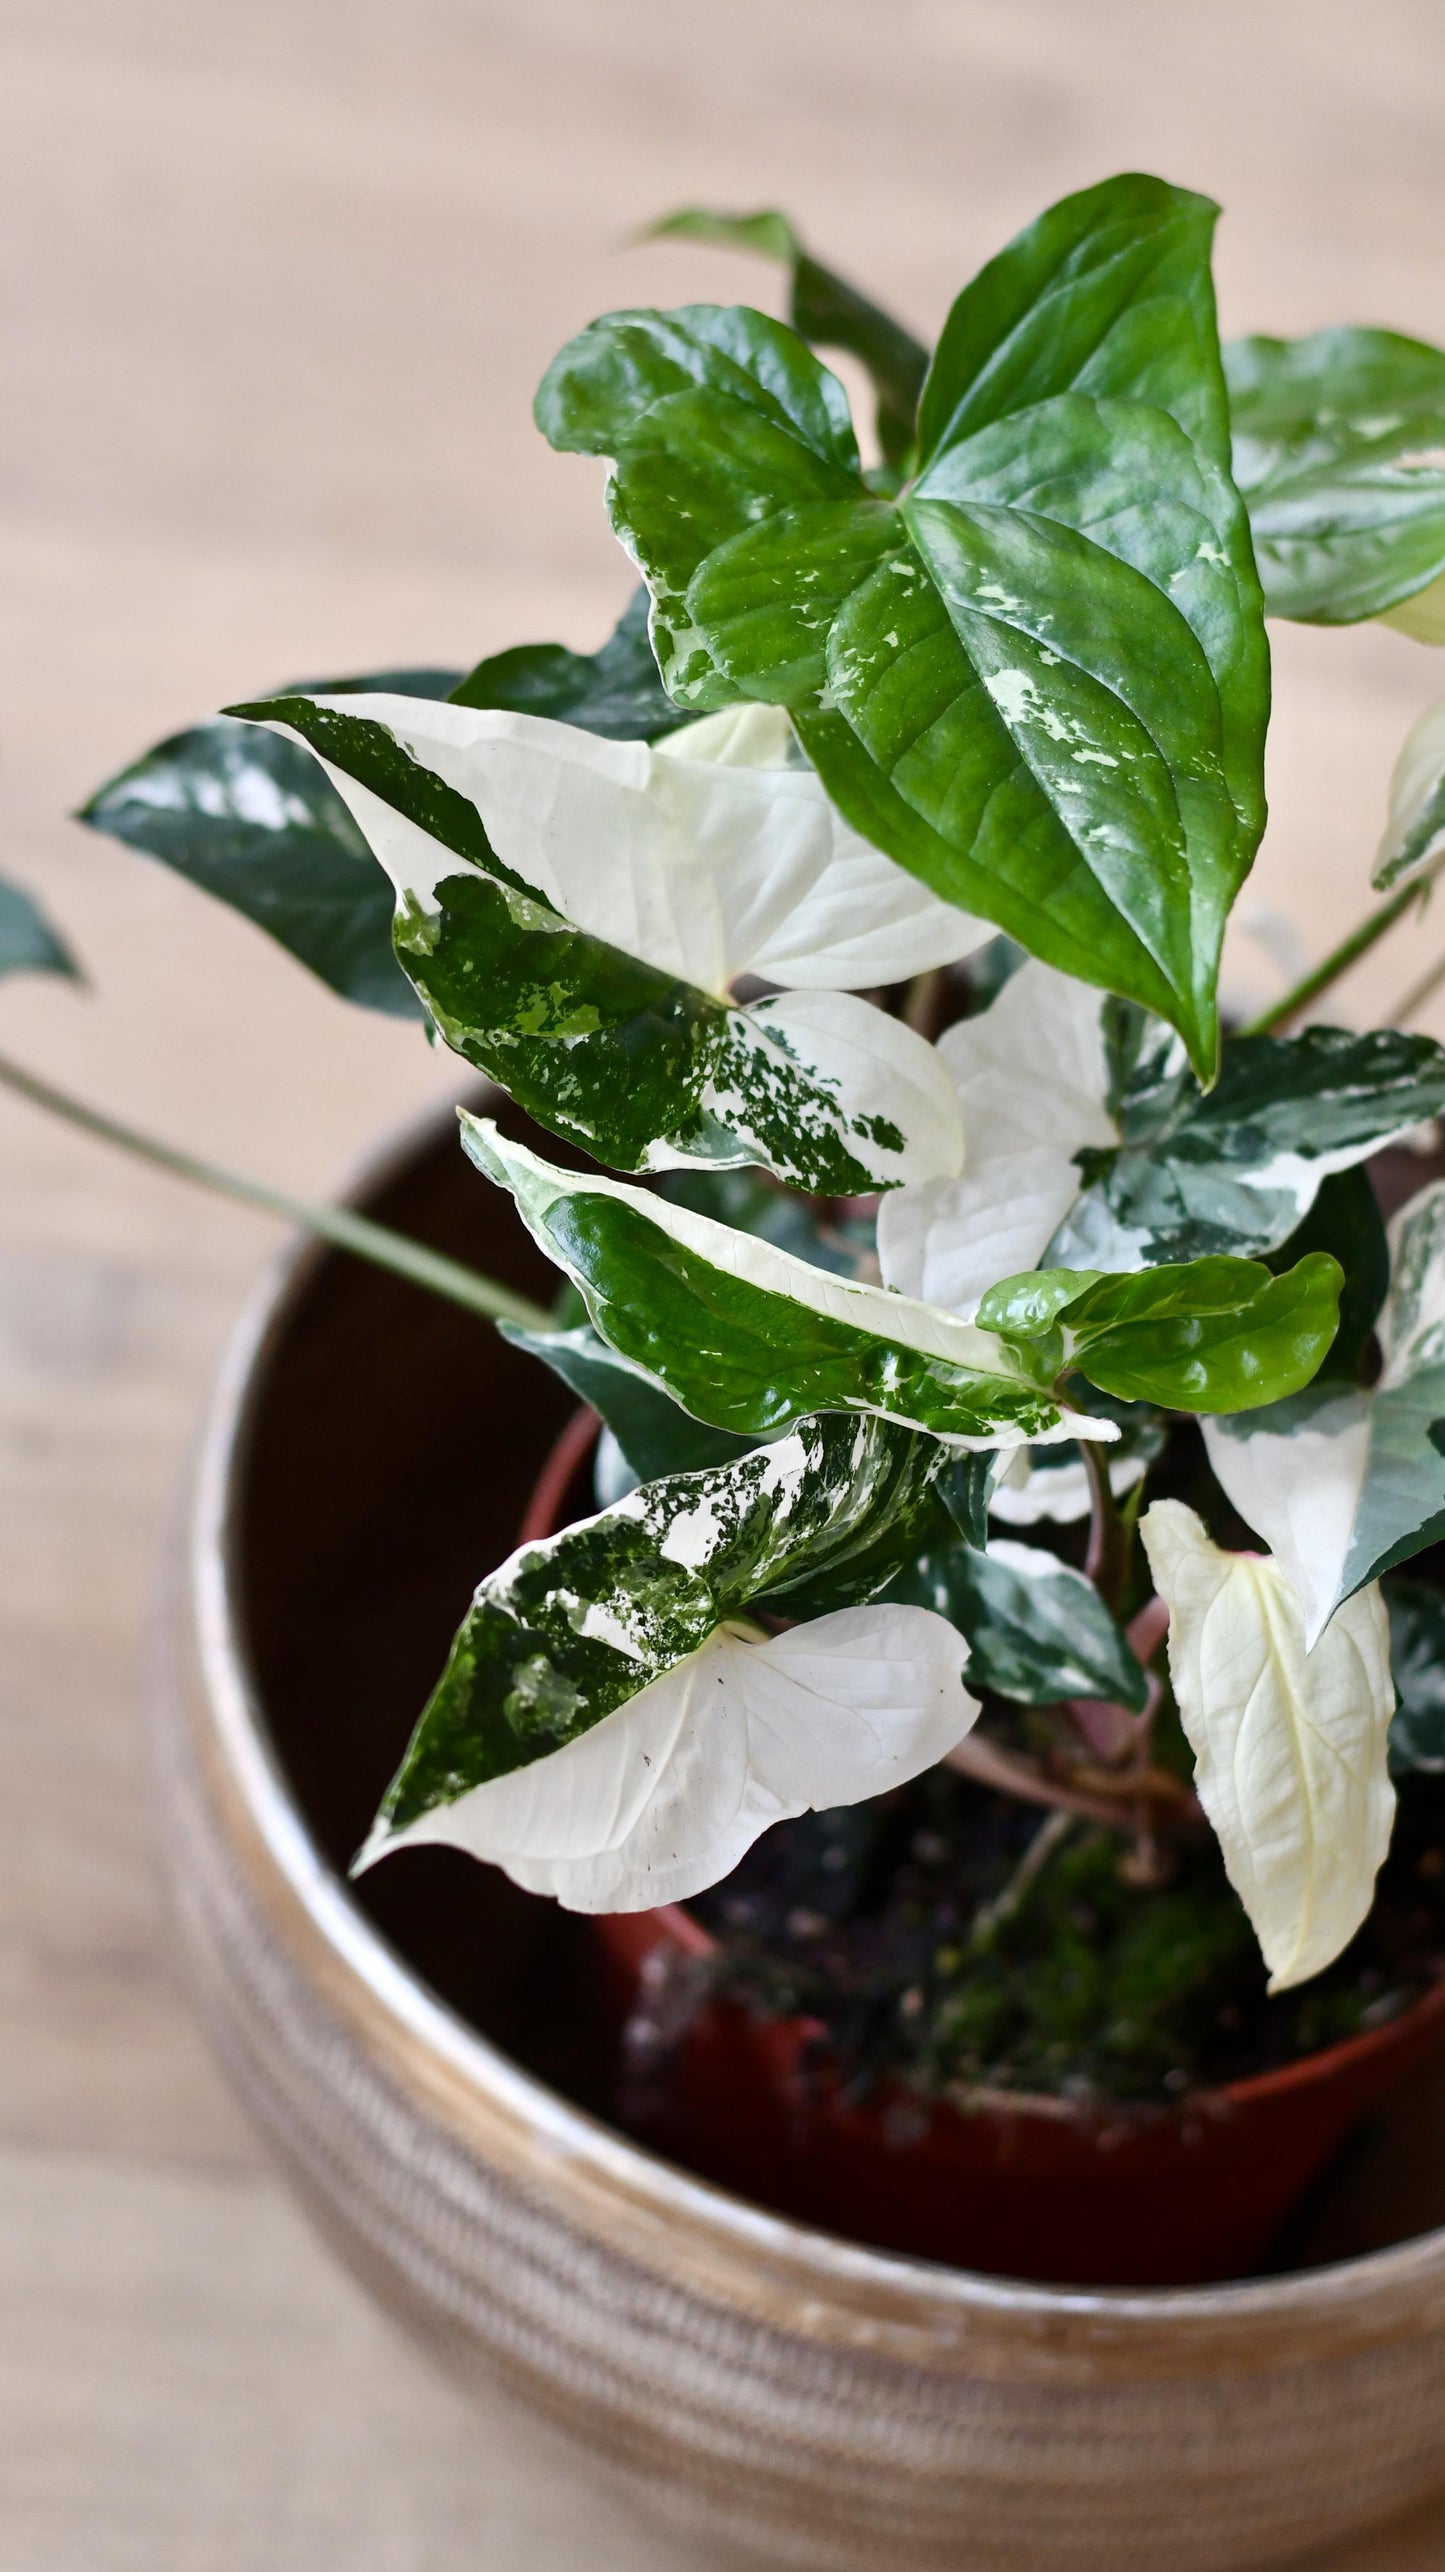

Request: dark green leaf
left=646, top=206, right=928, bottom=469
left=1056, top=1022, right=1445, bottom=1266
left=886, top=1535, right=1147, bottom=1709
left=376, top=1412, right=950, bottom=1827
left=500, top=1319, right=755, bottom=1485
left=465, top=1114, right=1089, bottom=1448
left=449, top=588, right=694, bottom=738
left=1225, top=328, right=1445, bottom=624
left=979, top=1252, right=1343, bottom=1413
left=1386, top=1578, right=1445, bottom=1776
left=0, top=878, right=79, bottom=984
left=541, top=175, right=1268, bottom=1078
left=937, top=1452, right=1001, bottom=1548
left=78, top=712, right=427, bottom=1016
left=653, top=1164, right=873, bottom=1276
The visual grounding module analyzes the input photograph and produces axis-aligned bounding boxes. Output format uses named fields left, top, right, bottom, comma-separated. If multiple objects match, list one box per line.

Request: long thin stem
left=0, top=1048, right=553, bottom=1333
left=1240, top=848, right=1445, bottom=1036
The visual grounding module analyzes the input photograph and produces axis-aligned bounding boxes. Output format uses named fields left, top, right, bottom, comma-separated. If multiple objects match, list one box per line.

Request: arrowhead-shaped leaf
left=227, top=689, right=972, bottom=1193
left=358, top=1413, right=978, bottom=1911
left=463, top=1114, right=1111, bottom=1451
left=1225, top=327, right=1445, bottom=627
left=78, top=597, right=692, bottom=1016
left=541, top=175, right=1269, bottom=1078
left=1141, top=1500, right=1395, bottom=1991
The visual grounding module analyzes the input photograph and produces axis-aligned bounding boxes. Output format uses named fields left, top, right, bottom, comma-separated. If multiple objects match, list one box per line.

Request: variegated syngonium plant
left=66, top=172, right=1445, bottom=2004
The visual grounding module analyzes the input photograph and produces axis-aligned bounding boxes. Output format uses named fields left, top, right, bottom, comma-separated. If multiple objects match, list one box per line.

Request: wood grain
left=1, top=3, right=1443, bottom=2560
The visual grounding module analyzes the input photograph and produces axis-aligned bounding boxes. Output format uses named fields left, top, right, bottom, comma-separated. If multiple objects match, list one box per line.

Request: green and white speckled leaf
left=977, top=1250, right=1342, bottom=1414
left=646, top=206, right=928, bottom=471
left=1142, top=1500, right=1395, bottom=1991
left=462, top=1114, right=1111, bottom=1452
left=1206, top=1181, right=1445, bottom=1646
left=1053, top=1016, right=1445, bottom=1269
left=1375, top=699, right=1445, bottom=891
left=1225, top=328, right=1445, bottom=627
left=539, top=175, right=1269, bottom=1080
left=227, top=690, right=969, bottom=1193
left=358, top=1413, right=979, bottom=1912
left=0, top=878, right=78, bottom=985
left=885, top=1533, right=1147, bottom=1710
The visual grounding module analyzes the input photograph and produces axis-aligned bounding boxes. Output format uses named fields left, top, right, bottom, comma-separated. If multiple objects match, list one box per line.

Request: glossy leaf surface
left=647, top=206, right=928, bottom=468
left=1055, top=1017, right=1445, bottom=1267
left=887, top=1534, right=1147, bottom=1708
left=360, top=1414, right=978, bottom=1910
left=1142, top=1500, right=1395, bottom=1991
left=538, top=175, right=1270, bottom=1079
left=977, top=1251, right=1342, bottom=1413
left=230, top=691, right=968, bottom=1193
left=1225, top=328, right=1445, bottom=625
left=463, top=1115, right=1107, bottom=1451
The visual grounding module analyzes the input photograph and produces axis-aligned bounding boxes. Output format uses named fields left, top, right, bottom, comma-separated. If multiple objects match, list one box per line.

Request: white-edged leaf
left=463, top=1113, right=1116, bottom=1452
left=228, top=689, right=969, bottom=1193
left=269, top=693, right=987, bottom=995
left=878, top=960, right=1112, bottom=1315
left=1375, top=699, right=1445, bottom=891
left=362, top=1600, right=976, bottom=1913
left=1205, top=1182, right=1445, bottom=1645
left=1141, top=1499, right=1395, bottom=1991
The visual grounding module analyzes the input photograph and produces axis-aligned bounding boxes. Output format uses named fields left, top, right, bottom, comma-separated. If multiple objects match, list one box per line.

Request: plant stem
left=0, top=1048, right=553, bottom=1333
left=968, top=1808, right=1075, bottom=1952
left=1081, top=1437, right=1128, bottom=1611
left=1240, top=848, right=1445, bottom=1036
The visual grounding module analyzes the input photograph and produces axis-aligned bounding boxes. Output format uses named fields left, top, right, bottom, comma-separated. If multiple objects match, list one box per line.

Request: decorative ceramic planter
left=151, top=1093, right=1445, bottom=2571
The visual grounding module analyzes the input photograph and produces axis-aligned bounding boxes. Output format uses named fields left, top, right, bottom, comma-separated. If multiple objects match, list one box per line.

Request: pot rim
left=185, top=1091, right=1445, bottom=2353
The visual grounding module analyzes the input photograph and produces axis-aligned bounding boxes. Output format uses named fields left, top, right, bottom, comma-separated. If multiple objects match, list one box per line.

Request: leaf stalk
left=0, top=1049, right=553, bottom=1333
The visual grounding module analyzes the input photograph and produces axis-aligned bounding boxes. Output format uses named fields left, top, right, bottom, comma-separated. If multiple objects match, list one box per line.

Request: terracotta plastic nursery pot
left=519, top=1418, right=1445, bottom=2290
left=152, top=1093, right=1445, bottom=2572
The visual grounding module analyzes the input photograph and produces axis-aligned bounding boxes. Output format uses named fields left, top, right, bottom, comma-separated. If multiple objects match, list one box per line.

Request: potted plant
left=10, top=169, right=1445, bottom=2564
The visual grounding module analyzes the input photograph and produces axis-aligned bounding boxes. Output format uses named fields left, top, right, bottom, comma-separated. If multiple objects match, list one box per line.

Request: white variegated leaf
left=1374, top=699, right=1445, bottom=891
left=289, top=693, right=988, bottom=995
left=465, top=1114, right=1118, bottom=1452
left=879, top=961, right=1113, bottom=1315
left=1203, top=1390, right=1373, bottom=1651
left=361, top=1601, right=977, bottom=1913
left=1204, top=1182, right=1445, bottom=1647
left=1141, top=1500, right=1395, bottom=1991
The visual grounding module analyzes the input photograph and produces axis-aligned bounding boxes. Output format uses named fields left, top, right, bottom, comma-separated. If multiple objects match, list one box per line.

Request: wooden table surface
left=4, top=4, right=1445, bottom=2563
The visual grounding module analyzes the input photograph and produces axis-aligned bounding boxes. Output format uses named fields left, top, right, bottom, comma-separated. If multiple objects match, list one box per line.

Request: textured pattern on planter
left=147, top=1103, right=1445, bottom=2572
